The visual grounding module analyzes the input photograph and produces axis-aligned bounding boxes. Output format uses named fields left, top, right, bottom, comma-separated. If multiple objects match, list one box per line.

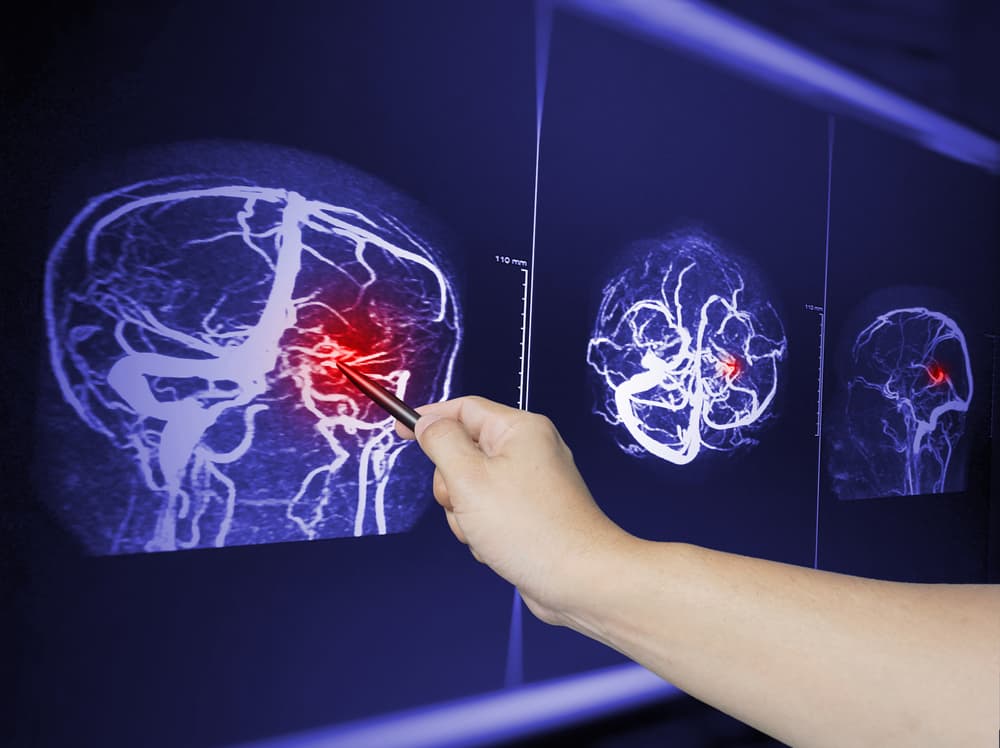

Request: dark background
left=526, top=11, right=828, bottom=682
left=3, top=1, right=998, bottom=747
left=523, top=5, right=998, bottom=691
left=818, top=119, right=999, bottom=582
left=3, top=2, right=539, bottom=746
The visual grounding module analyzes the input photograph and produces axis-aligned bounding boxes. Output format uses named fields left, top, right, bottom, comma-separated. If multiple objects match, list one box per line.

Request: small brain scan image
left=42, top=143, right=461, bottom=554
left=828, top=307, right=973, bottom=500
left=587, top=230, right=787, bottom=465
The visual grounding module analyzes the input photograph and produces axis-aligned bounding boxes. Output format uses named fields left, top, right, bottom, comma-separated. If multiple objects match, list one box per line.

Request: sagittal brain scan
left=587, top=230, right=787, bottom=465
left=829, top=307, right=973, bottom=499
left=43, top=144, right=461, bottom=554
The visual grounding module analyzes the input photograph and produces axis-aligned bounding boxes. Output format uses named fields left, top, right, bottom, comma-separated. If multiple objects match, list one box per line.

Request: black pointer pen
left=336, top=360, right=422, bottom=432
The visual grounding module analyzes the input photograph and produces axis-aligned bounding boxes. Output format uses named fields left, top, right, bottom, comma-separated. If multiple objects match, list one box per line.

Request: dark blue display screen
left=11, top=2, right=536, bottom=745
left=5, top=3, right=997, bottom=747
left=817, top=119, right=998, bottom=582
left=524, top=12, right=996, bottom=683
left=44, top=158, right=463, bottom=553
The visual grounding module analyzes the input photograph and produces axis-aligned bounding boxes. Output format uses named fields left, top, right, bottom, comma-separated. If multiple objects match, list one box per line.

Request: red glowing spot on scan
left=283, top=318, right=376, bottom=399
left=717, top=354, right=741, bottom=381
left=925, top=361, right=948, bottom=386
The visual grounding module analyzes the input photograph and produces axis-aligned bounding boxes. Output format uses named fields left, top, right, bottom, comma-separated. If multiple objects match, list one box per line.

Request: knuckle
left=456, top=395, right=487, bottom=417
left=530, top=412, right=550, bottom=427
left=539, top=414, right=560, bottom=435
left=419, top=417, right=451, bottom=444
left=528, top=413, right=563, bottom=445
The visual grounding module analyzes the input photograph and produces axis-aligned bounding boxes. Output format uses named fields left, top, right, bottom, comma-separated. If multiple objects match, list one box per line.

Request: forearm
left=561, top=538, right=1000, bottom=747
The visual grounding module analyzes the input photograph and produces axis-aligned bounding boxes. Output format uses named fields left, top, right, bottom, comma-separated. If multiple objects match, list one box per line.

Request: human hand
left=396, top=396, right=628, bottom=624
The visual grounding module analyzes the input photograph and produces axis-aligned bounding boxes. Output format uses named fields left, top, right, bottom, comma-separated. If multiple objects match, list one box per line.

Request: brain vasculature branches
left=586, top=230, right=787, bottom=465
left=834, top=306, right=973, bottom=498
left=45, top=170, right=461, bottom=554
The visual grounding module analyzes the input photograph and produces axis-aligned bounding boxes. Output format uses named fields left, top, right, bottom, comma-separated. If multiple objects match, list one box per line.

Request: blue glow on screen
left=43, top=144, right=462, bottom=554
left=233, top=663, right=681, bottom=748
left=829, top=307, right=973, bottom=499
left=587, top=229, right=787, bottom=465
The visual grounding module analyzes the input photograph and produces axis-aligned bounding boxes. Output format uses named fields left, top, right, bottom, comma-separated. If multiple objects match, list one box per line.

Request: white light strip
left=559, top=0, right=1000, bottom=173
left=232, top=664, right=680, bottom=748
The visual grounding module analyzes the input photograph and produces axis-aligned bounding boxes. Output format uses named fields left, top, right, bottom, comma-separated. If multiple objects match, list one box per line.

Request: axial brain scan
left=43, top=145, right=461, bottom=554
left=587, top=230, right=787, bottom=465
left=828, top=306, right=973, bottom=499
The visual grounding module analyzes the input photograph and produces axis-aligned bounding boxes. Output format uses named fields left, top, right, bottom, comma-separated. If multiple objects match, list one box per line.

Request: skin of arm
left=398, top=396, right=1000, bottom=748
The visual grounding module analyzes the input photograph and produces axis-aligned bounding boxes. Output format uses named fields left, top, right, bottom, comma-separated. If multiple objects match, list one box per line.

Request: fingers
left=394, top=404, right=437, bottom=440
left=432, top=469, right=451, bottom=510
left=444, top=508, right=467, bottom=545
left=412, top=410, right=487, bottom=480
left=415, top=397, right=524, bottom=456
left=395, top=396, right=528, bottom=462
left=445, top=509, right=482, bottom=563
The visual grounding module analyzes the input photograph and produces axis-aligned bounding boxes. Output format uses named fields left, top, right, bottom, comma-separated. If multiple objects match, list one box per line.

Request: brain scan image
left=42, top=143, right=461, bottom=554
left=587, top=229, right=787, bottom=465
left=828, top=306, right=973, bottom=500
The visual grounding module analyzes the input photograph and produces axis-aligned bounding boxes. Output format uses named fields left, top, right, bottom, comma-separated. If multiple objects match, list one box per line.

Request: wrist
left=550, top=525, right=660, bottom=637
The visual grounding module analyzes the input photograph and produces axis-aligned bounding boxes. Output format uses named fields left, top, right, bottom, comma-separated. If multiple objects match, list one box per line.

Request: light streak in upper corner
left=557, top=0, right=1000, bottom=174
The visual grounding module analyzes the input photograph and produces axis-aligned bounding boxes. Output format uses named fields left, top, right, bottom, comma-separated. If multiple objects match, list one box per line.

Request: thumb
left=414, top=414, right=485, bottom=479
